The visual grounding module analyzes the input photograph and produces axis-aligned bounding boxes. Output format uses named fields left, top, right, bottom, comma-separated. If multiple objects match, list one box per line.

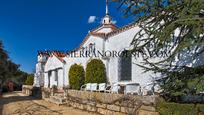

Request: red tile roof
left=38, top=51, right=66, bottom=64
left=78, top=22, right=137, bottom=49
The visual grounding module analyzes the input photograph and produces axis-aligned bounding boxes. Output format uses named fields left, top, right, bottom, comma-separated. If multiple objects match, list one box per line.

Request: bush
left=85, top=59, right=106, bottom=83
left=25, top=75, right=34, bottom=85
left=196, top=104, right=204, bottom=113
left=69, top=64, right=85, bottom=90
left=157, top=99, right=198, bottom=115
left=51, top=85, right=57, bottom=90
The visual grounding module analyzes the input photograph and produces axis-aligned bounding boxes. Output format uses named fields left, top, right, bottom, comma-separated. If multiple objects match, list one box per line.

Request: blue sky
left=0, top=0, right=134, bottom=73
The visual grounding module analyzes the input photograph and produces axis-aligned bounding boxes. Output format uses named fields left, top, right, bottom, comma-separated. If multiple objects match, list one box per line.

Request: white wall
left=44, top=56, right=64, bottom=72
left=44, top=72, right=48, bottom=88
left=33, top=55, right=46, bottom=87
left=106, top=26, right=161, bottom=87
left=41, top=25, right=162, bottom=90
left=64, top=35, right=107, bottom=86
left=44, top=55, right=65, bottom=88
left=62, top=26, right=162, bottom=88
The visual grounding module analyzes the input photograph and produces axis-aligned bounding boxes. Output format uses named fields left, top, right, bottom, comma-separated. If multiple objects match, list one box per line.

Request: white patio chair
left=90, top=83, right=98, bottom=92
left=111, top=84, right=120, bottom=94
left=80, top=83, right=91, bottom=91
left=105, top=83, right=120, bottom=94
left=142, top=84, right=154, bottom=96
left=97, top=83, right=106, bottom=92
left=104, top=85, right=111, bottom=93
left=154, top=84, right=162, bottom=94
left=125, top=83, right=141, bottom=95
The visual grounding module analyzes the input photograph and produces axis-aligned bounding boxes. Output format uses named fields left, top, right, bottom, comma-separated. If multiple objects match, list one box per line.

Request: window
left=48, top=71, right=51, bottom=78
left=118, top=50, right=132, bottom=81
left=89, top=43, right=95, bottom=53
left=55, top=70, right=58, bottom=81
left=48, top=71, right=51, bottom=87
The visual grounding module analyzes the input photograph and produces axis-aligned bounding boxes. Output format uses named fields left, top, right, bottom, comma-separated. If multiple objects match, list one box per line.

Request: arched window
left=89, top=43, right=95, bottom=53
left=118, top=50, right=132, bottom=81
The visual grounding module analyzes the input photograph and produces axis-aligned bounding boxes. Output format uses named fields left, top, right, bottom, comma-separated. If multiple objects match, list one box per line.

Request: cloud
left=88, top=16, right=97, bottom=23
left=112, top=20, right=117, bottom=24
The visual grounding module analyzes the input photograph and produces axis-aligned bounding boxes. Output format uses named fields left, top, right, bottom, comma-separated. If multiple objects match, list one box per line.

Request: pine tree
left=114, top=0, right=204, bottom=99
left=114, top=0, right=204, bottom=71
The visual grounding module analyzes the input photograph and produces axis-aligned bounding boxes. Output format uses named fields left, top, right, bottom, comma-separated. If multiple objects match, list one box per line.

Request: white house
left=34, top=0, right=161, bottom=90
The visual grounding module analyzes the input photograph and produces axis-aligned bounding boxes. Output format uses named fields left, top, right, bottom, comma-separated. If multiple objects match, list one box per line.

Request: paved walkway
left=0, top=91, right=95, bottom=115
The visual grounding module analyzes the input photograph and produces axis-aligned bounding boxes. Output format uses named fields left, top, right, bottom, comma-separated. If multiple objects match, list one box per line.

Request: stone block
left=114, top=112, right=125, bottom=115
left=107, top=104, right=120, bottom=112
left=86, top=105, right=96, bottom=112
left=96, top=103, right=107, bottom=108
left=137, top=110, right=159, bottom=115
left=78, top=103, right=84, bottom=110
left=106, top=110, right=114, bottom=115
left=120, top=107, right=135, bottom=114
left=73, top=102, right=77, bottom=108
left=115, top=101, right=121, bottom=106
left=105, top=110, right=124, bottom=115
left=140, top=105, right=156, bottom=111
left=82, top=100, right=88, bottom=104
left=87, top=102, right=96, bottom=106
left=97, top=108, right=107, bottom=115
left=68, top=101, right=73, bottom=106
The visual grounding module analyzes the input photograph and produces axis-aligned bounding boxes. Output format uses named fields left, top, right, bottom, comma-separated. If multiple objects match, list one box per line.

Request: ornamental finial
left=106, top=0, right=109, bottom=15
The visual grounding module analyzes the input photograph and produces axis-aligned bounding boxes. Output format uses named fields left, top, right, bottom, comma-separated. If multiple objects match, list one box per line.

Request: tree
left=85, top=59, right=106, bottom=83
left=0, top=40, right=28, bottom=89
left=69, top=64, right=85, bottom=90
left=25, top=74, right=34, bottom=85
left=160, top=65, right=204, bottom=101
left=114, top=0, right=204, bottom=71
left=114, top=0, right=204, bottom=100
left=0, top=40, right=9, bottom=85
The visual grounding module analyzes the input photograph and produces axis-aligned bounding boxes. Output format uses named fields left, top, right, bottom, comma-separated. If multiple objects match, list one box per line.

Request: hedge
left=156, top=99, right=204, bottom=115
left=69, top=64, right=85, bottom=90
left=85, top=59, right=106, bottom=83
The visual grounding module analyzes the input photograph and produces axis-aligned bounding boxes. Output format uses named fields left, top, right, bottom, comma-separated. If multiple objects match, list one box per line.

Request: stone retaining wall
left=65, top=90, right=159, bottom=115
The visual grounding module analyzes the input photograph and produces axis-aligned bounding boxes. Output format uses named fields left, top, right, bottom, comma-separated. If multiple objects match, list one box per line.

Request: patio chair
left=125, top=83, right=141, bottom=95
left=111, top=84, right=120, bottom=94
left=105, top=83, right=120, bottom=94
left=142, top=84, right=154, bottom=96
left=97, top=83, right=106, bottom=92
left=153, top=84, right=162, bottom=94
left=90, top=83, right=98, bottom=92
left=80, top=83, right=91, bottom=91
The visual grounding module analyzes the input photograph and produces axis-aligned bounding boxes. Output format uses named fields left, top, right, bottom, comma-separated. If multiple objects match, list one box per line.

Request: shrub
left=51, top=85, right=57, bottom=90
left=196, top=104, right=204, bottom=112
left=25, top=75, right=34, bottom=85
left=69, top=64, right=85, bottom=90
left=156, top=99, right=198, bottom=115
left=85, top=59, right=106, bottom=83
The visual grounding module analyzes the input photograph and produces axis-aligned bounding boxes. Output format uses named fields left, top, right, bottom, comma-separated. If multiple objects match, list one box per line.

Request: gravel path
left=0, top=91, right=95, bottom=115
